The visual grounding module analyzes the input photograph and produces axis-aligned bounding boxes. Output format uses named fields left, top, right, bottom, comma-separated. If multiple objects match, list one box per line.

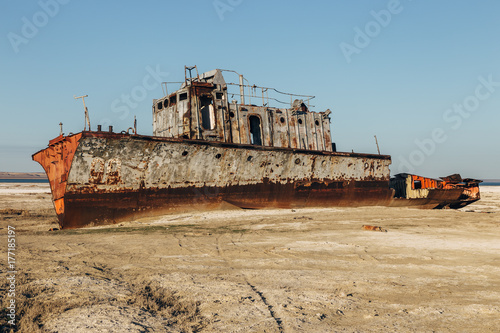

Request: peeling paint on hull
left=33, top=131, right=394, bottom=229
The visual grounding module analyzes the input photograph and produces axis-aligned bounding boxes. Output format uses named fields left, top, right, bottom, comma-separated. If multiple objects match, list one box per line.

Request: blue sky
left=1, top=0, right=499, bottom=179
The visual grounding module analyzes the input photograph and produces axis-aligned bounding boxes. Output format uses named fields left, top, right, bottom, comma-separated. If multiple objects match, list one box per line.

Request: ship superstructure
left=153, top=67, right=333, bottom=151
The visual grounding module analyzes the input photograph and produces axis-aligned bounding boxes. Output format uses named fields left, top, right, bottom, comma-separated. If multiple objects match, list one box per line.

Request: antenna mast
left=374, top=135, right=381, bottom=155
left=74, top=94, right=91, bottom=131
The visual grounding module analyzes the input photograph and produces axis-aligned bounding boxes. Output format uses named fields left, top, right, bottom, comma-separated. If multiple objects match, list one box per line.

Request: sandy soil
left=1, top=183, right=500, bottom=332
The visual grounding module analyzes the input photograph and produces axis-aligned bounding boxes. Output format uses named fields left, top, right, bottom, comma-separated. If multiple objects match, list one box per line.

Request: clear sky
left=1, top=0, right=499, bottom=179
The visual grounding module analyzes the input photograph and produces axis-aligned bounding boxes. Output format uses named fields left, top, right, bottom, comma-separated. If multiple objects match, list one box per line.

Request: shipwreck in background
left=390, top=173, right=481, bottom=209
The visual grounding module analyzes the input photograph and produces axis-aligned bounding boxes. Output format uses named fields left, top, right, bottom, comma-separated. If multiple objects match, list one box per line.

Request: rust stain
left=89, top=158, right=104, bottom=184
left=32, top=133, right=83, bottom=223
left=362, top=225, right=387, bottom=232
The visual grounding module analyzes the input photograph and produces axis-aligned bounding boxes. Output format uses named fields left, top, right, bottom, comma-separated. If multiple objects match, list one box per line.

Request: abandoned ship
left=32, top=66, right=480, bottom=229
left=390, top=173, right=481, bottom=209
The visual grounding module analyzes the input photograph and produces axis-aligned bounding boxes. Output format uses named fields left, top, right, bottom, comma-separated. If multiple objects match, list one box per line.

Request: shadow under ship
left=32, top=67, right=481, bottom=229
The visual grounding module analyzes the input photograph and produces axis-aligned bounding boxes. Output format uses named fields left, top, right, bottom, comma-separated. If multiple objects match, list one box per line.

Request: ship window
left=179, top=92, right=188, bottom=101
left=169, top=95, right=176, bottom=105
left=315, top=120, right=320, bottom=126
left=157, top=100, right=163, bottom=110
left=216, top=92, right=223, bottom=100
left=249, top=115, right=262, bottom=145
left=200, top=95, right=216, bottom=130
left=298, top=118, right=303, bottom=125
left=280, top=117, right=285, bottom=124
left=414, top=180, right=422, bottom=189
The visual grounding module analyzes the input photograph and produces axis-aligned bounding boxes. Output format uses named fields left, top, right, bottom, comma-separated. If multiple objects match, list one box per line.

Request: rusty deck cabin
left=390, top=173, right=481, bottom=209
left=153, top=67, right=335, bottom=151
left=33, top=67, right=394, bottom=229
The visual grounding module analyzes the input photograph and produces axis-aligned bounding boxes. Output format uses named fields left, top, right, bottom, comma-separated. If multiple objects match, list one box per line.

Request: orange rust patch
left=32, top=133, right=82, bottom=225
left=362, top=225, right=387, bottom=232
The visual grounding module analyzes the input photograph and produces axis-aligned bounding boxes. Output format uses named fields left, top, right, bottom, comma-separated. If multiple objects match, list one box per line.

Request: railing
left=225, top=82, right=315, bottom=109
left=220, top=69, right=315, bottom=109
left=160, top=69, right=316, bottom=109
left=161, top=82, right=184, bottom=97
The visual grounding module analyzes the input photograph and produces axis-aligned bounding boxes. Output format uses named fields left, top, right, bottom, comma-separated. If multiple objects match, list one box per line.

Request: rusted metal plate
left=440, top=174, right=462, bottom=184
left=32, top=133, right=83, bottom=224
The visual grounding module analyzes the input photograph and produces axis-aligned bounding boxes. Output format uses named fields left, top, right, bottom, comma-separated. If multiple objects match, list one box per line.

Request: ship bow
left=32, top=133, right=83, bottom=228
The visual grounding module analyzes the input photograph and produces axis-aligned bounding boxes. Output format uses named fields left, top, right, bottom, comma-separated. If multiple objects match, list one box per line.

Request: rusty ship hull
left=389, top=188, right=467, bottom=209
left=389, top=173, right=481, bottom=209
left=33, top=131, right=393, bottom=229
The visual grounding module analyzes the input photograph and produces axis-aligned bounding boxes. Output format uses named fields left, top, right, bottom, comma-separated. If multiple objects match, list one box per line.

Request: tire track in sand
left=216, top=233, right=286, bottom=333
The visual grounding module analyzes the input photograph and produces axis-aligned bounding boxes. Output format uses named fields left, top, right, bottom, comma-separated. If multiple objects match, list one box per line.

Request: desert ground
left=1, top=183, right=500, bottom=332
